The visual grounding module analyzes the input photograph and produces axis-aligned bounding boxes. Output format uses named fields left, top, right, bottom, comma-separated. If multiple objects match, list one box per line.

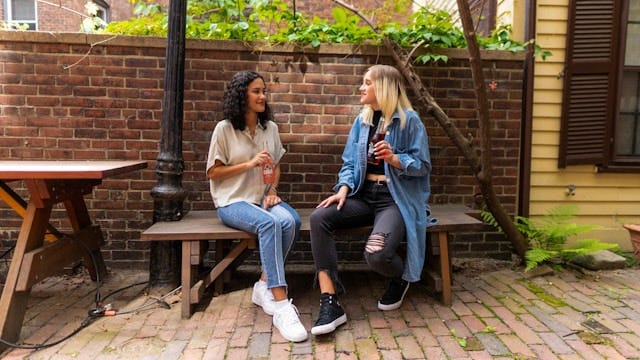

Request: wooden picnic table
left=0, top=160, right=147, bottom=350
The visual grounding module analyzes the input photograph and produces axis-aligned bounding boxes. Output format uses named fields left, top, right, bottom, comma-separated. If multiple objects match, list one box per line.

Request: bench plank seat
left=141, top=204, right=488, bottom=318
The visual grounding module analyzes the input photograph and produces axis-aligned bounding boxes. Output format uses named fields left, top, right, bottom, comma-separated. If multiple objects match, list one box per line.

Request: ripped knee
left=365, top=232, right=387, bottom=253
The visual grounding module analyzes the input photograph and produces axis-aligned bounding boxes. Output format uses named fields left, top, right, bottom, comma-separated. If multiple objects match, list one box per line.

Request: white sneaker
left=252, top=280, right=276, bottom=315
left=273, top=299, right=308, bottom=342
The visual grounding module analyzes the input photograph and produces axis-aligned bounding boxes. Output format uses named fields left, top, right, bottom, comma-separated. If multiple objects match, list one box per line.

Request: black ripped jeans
left=310, top=180, right=406, bottom=294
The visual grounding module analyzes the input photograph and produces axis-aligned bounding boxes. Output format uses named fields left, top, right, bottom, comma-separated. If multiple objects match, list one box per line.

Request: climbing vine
left=103, top=0, right=550, bottom=62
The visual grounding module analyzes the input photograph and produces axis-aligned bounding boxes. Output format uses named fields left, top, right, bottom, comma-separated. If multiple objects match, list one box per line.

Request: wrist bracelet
left=264, top=184, right=278, bottom=196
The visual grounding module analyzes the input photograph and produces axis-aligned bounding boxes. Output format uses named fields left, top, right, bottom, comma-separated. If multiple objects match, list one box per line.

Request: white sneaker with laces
left=273, top=299, right=308, bottom=342
left=252, top=280, right=276, bottom=315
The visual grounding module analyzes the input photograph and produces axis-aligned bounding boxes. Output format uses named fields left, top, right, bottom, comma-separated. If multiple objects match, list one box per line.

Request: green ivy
left=478, top=24, right=552, bottom=60
left=104, top=1, right=167, bottom=36
left=103, top=0, right=549, bottom=63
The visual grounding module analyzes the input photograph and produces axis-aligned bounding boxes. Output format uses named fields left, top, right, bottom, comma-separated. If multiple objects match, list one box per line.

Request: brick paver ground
left=2, top=264, right=640, bottom=359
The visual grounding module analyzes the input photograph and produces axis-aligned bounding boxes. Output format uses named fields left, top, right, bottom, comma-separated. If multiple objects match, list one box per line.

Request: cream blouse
left=206, top=120, right=285, bottom=208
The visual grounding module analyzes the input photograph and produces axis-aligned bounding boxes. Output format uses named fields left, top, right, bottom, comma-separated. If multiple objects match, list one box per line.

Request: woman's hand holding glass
left=374, top=140, right=402, bottom=169
left=251, top=150, right=272, bottom=168
left=373, top=140, right=393, bottom=162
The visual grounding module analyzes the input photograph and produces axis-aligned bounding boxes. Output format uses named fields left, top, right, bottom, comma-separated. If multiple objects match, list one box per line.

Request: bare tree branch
left=456, top=0, right=527, bottom=258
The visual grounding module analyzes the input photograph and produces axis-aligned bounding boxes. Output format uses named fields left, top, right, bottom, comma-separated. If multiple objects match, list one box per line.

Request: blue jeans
left=217, top=201, right=301, bottom=290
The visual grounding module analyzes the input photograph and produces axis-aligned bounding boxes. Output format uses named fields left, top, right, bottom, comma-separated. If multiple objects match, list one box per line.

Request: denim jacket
left=334, top=109, right=432, bottom=282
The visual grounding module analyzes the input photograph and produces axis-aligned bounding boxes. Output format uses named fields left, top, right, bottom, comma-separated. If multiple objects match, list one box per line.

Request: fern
left=525, top=248, right=558, bottom=271
left=561, top=239, right=618, bottom=260
left=480, top=210, right=502, bottom=232
left=482, top=205, right=618, bottom=271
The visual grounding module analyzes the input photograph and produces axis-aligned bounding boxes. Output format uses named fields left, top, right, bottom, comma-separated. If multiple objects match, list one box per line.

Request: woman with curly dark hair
left=206, top=71, right=306, bottom=342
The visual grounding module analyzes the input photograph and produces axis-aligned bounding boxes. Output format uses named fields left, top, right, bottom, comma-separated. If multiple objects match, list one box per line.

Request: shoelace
left=279, top=300, right=301, bottom=325
left=317, top=297, right=338, bottom=318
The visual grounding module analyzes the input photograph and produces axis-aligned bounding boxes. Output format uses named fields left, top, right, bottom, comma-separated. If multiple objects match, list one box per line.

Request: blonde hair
left=361, top=64, right=413, bottom=130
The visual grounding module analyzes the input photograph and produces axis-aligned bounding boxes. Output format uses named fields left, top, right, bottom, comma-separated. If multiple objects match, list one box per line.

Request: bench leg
left=438, top=231, right=452, bottom=306
left=214, top=241, right=225, bottom=295
left=181, top=241, right=194, bottom=319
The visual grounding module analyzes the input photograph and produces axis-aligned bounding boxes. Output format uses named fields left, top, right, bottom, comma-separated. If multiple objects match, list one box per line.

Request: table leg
left=0, top=180, right=60, bottom=242
left=0, top=202, right=51, bottom=349
left=64, top=192, right=107, bottom=282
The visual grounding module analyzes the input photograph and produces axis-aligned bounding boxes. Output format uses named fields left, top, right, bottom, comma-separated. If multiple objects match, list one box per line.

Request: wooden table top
left=0, top=160, right=148, bottom=180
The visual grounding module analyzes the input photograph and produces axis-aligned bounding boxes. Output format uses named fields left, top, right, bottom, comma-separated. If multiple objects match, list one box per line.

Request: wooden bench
left=141, top=204, right=488, bottom=318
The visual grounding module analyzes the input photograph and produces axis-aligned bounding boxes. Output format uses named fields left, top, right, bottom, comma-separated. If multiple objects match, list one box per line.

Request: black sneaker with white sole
left=378, top=278, right=410, bottom=311
left=311, top=293, right=347, bottom=335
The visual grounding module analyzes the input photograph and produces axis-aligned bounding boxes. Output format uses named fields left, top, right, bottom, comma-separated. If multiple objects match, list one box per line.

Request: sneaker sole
left=279, top=330, right=308, bottom=343
left=377, top=284, right=410, bottom=311
left=311, top=313, right=347, bottom=335
left=377, top=300, right=403, bottom=311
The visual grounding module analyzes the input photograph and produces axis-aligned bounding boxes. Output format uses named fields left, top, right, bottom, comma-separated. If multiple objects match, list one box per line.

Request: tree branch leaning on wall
left=333, top=0, right=528, bottom=260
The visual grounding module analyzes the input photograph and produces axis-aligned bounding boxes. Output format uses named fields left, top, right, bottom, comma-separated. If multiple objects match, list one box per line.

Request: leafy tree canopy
left=104, top=0, right=549, bottom=62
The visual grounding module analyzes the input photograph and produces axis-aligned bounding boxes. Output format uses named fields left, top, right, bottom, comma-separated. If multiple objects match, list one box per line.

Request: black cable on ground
left=0, top=280, right=180, bottom=351
left=0, top=230, right=178, bottom=351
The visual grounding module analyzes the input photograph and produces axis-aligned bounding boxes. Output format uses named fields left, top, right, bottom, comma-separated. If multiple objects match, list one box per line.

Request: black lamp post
left=149, top=0, right=187, bottom=288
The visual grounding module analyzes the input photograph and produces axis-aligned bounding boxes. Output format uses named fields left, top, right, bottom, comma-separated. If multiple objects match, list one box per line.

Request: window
left=92, top=0, right=110, bottom=23
left=559, top=0, right=640, bottom=170
left=617, top=1, right=640, bottom=159
left=4, top=0, right=37, bottom=30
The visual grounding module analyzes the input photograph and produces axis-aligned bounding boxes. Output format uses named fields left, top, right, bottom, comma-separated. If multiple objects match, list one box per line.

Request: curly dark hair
left=222, top=71, right=272, bottom=130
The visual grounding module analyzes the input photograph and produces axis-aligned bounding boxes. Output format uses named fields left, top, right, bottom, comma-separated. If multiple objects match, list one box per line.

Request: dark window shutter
left=558, top=0, right=621, bottom=168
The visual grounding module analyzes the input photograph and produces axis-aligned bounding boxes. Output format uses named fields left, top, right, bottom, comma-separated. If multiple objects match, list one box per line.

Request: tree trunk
left=455, top=0, right=527, bottom=258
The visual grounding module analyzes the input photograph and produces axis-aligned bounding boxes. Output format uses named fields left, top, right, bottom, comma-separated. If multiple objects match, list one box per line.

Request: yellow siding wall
left=532, top=0, right=640, bottom=250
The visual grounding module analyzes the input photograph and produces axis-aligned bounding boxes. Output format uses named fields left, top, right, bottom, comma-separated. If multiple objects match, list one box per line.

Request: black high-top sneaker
left=378, top=278, right=410, bottom=311
left=311, top=293, right=347, bottom=335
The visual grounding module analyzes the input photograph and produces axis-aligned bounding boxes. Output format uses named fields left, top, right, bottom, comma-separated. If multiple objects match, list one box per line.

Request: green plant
left=104, top=1, right=167, bottom=36
left=522, top=280, right=567, bottom=306
left=479, top=325, right=495, bottom=333
left=103, top=0, right=550, bottom=63
left=0, top=21, right=30, bottom=30
left=449, top=329, right=467, bottom=348
left=267, top=7, right=378, bottom=46
left=615, top=249, right=638, bottom=267
left=381, top=6, right=466, bottom=63
left=481, top=205, right=618, bottom=271
left=477, top=24, right=552, bottom=60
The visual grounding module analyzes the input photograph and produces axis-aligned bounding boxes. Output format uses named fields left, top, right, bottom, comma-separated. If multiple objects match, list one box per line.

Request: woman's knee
left=255, top=215, right=279, bottom=235
left=365, top=232, right=386, bottom=254
left=279, top=203, right=301, bottom=230
left=364, top=232, right=392, bottom=267
left=364, top=250, right=388, bottom=269
left=287, top=211, right=300, bottom=230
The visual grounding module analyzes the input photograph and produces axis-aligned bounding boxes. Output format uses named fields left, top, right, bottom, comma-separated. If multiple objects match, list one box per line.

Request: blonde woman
left=309, top=65, right=432, bottom=335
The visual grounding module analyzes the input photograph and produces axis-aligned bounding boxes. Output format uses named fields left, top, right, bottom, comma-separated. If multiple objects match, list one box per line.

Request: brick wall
left=0, top=31, right=524, bottom=269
